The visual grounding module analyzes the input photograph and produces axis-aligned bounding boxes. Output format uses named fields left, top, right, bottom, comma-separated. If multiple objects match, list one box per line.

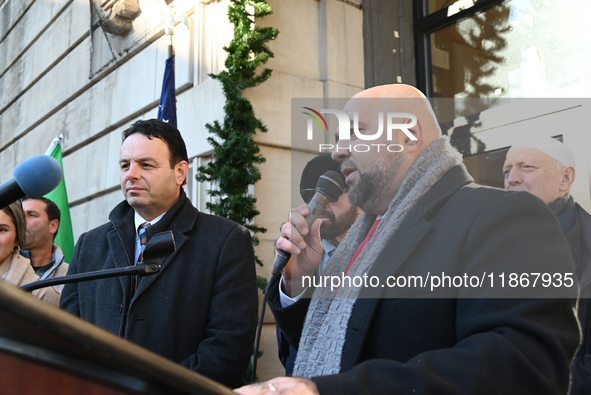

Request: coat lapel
left=365, top=165, right=473, bottom=294
left=106, top=204, right=136, bottom=295
left=129, top=194, right=198, bottom=304
left=107, top=228, right=135, bottom=269
left=132, top=229, right=190, bottom=298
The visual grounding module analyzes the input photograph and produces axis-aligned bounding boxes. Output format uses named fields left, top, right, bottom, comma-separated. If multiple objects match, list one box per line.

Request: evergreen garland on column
left=196, top=0, right=278, bottom=281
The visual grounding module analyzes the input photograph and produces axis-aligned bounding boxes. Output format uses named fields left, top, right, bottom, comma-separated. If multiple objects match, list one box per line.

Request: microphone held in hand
left=271, top=170, right=346, bottom=277
left=252, top=170, right=346, bottom=384
left=0, top=155, right=62, bottom=209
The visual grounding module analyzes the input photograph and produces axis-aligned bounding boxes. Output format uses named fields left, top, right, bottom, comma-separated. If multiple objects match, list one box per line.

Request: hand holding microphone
left=251, top=170, right=346, bottom=383
left=272, top=170, right=345, bottom=278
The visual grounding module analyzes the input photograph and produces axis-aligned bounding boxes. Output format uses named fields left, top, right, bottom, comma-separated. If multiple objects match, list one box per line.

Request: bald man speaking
left=237, top=85, right=579, bottom=395
left=504, top=137, right=591, bottom=394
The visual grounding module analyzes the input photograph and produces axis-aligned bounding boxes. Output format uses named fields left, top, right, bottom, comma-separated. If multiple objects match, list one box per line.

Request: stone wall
left=0, top=0, right=364, bottom=382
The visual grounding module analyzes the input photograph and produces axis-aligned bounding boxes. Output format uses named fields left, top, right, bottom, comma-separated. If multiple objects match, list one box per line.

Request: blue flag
left=157, top=54, right=177, bottom=127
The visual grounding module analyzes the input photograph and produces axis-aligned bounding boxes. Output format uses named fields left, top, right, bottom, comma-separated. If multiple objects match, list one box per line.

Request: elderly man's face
left=503, top=147, right=566, bottom=204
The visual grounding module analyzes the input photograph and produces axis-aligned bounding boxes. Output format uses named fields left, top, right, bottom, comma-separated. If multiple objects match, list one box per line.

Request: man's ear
left=175, top=161, right=190, bottom=186
left=49, top=219, right=59, bottom=237
left=403, top=118, right=422, bottom=152
left=559, top=166, right=575, bottom=192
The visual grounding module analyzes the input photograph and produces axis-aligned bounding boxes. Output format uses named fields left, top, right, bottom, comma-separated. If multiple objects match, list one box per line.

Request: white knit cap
left=508, top=137, right=575, bottom=168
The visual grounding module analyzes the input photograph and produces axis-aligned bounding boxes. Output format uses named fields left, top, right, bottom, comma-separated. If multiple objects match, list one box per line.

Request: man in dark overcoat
left=60, top=119, right=257, bottom=388
left=504, top=137, right=591, bottom=394
left=237, top=85, right=579, bottom=395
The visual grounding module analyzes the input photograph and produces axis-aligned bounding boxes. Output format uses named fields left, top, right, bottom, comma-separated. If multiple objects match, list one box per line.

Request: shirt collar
left=134, top=211, right=166, bottom=233
left=322, top=239, right=337, bottom=254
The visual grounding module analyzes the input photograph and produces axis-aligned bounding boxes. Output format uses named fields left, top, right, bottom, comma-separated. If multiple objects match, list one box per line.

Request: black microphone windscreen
left=14, top=155, right=62, bottom=198
left=316, top=170, right=346, bottom=201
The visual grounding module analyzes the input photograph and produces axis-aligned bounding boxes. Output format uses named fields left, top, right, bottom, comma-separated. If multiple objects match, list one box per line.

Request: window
left=414, top=0, right=591, bottom=164
left=416, top=0, right=591, bottom=101
left=187, top=155, right=217, bottom=213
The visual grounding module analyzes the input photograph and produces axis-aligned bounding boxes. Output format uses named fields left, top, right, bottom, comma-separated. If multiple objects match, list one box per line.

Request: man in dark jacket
left=60, top=119, right=257, bottom=388
left=504, top=138, right=591, bottom=394
left=236, top=85, right=579, bottom=395
left=277, top=154, right=359, bottom=375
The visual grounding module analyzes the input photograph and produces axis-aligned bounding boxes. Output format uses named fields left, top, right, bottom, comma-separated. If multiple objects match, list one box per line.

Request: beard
left=320, top=205, right=358, bottom=240
left=347, top=154, right=404, bottom=213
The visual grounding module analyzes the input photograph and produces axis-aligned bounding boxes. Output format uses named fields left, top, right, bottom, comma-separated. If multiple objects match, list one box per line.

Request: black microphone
left=271, top=170, right=345, bottom=276
left=0, top=155, right=63, bottom=209
left=20, top=231, right=176, bottom=292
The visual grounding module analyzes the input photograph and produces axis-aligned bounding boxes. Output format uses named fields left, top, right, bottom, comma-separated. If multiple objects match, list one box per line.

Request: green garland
left=196, top=0, right=278, bottom=286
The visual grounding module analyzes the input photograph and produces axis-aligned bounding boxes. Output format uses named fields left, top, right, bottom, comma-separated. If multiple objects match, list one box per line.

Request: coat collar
left=108, top=189, right=197, bottom=237
left=405, top=164, right=474, bottom=222
left=107, top=190, right=199, bottom=302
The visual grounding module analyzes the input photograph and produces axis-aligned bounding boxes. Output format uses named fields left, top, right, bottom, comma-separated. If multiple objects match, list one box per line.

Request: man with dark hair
left=21, top=197, right=69, bottom=293
left=297, top=154, right=359, bottom=274
left=278, top=154, right=360, bottom=374
left=60, top=119, right=258, bottom=388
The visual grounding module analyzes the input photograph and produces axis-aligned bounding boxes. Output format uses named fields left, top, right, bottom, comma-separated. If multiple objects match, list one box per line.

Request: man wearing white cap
left=503, top=137, right=591, bottom=394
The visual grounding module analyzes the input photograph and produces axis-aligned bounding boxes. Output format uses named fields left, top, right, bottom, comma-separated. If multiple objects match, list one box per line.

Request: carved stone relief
left=93, top=0, right=141, bottom=36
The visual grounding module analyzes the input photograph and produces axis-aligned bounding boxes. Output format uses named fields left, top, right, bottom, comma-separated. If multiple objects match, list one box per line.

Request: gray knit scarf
left=292, top=136, right=463, bottom=378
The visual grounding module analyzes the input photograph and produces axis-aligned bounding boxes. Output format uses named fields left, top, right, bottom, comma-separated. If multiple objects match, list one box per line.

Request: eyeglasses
left=301, top=187, right=349, bottom=204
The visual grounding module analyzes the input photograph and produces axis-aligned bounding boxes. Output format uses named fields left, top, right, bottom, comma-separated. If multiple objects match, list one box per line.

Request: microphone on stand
left=20, top=231, right=176, bottom=293
left=0, top=155, right=62, bottom=209
left=251, top=170, right=345, bottom=383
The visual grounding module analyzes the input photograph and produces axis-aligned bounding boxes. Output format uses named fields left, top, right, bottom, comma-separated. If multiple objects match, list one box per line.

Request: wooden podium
left=0, top=281, right=235, bottom=394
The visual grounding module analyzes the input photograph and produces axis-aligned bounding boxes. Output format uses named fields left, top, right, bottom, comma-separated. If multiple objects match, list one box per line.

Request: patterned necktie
left=137, top=222, right=150, bottom=263
left=132, top=222, right=150, bottom=294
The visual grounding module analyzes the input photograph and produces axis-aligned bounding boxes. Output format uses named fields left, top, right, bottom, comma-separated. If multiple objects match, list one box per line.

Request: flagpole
left=165, top=6, right=175, bottom=57
left=158, top=4, right=178, bottom=128
left=162, top=3, right=188, bottom=57
left=45, top=134, right=64, bottom=156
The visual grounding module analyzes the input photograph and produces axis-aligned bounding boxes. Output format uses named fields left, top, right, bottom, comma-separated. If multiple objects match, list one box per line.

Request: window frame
left=414, top=0, right=506, bottom=97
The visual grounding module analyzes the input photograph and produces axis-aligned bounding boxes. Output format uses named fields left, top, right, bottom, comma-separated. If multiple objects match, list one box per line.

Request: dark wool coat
left=271, top=165, right=579, bottom=395
left=60, top=192, right=257, bottom=388
left=566, top=202, right=591, bottom=395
